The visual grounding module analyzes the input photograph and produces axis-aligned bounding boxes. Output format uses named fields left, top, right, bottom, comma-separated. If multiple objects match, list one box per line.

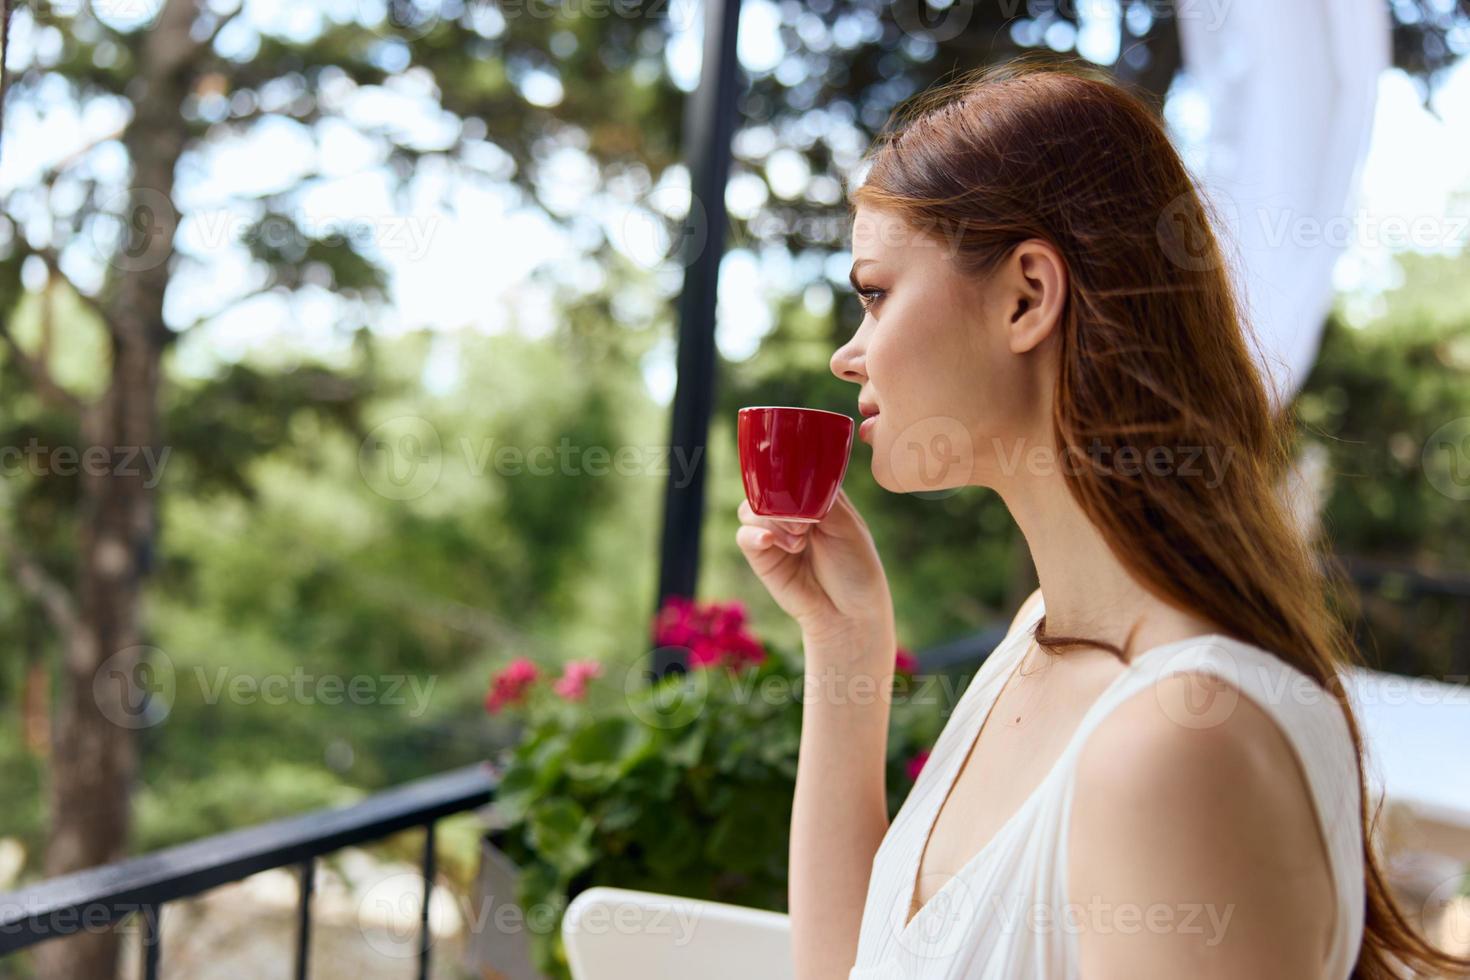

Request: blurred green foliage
left=490, top=646, right=946, bottom=978
left=1299, top=250, right=1470, bottom=675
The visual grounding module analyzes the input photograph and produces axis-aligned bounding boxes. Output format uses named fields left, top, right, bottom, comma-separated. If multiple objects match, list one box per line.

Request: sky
left=3, top=0, right=1468, bottom=401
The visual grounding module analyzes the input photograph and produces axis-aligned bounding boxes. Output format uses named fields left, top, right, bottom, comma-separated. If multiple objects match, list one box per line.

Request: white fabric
left=849, top=597, right=1365, bottom=979
left=1178, top=0, right=1388, bottom=405
left=563, top=886, right=795, bottom=980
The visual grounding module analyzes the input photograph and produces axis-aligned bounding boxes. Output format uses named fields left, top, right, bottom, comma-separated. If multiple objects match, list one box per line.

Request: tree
left=0, top=0, right=388, bottom=972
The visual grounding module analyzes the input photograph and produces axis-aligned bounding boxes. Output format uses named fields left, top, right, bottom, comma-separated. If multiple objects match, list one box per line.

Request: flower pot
left=460, top=833, right=549, bottom=980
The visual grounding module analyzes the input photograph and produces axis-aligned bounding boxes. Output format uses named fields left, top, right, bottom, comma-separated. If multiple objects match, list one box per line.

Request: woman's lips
left=858, top=414, right=879, bottom=442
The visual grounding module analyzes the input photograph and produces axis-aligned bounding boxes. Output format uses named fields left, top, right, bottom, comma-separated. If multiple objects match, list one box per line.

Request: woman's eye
left=857, top=288, right=885, bottom=312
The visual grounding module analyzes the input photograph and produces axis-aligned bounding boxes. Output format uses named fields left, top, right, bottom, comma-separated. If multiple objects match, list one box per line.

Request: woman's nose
left=830, top=340, right=866, bottom=384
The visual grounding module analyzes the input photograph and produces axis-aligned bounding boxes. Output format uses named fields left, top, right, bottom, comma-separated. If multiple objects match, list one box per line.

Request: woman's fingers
left=737, top=500, right=815, bottom=550
left=759, top=526, right=807, bottom=553
left=735, top=525, right=801, bottom=569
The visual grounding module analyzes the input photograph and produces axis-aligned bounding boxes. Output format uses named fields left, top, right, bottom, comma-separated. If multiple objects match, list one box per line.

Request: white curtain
left=1178, top=0, right=1389, bottom=406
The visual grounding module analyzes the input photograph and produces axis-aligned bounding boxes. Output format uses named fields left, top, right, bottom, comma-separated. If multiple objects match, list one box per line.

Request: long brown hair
left=853, top=58, right=1467, bottom=978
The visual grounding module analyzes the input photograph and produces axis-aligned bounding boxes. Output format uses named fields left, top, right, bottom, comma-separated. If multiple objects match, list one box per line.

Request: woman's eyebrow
left=849, top=258, right=876, bottom=291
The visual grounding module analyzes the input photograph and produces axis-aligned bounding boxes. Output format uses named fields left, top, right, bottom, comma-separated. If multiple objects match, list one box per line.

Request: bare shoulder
left=1068, top=671, right=1338, bottom=979
left=1007, top=587, right=1043, bottom=634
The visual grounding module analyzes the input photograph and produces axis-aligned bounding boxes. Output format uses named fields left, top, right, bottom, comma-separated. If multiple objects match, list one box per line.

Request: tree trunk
left=33, top=1, right=192, bottom=976
left=22, top=658, right=48, bottom=757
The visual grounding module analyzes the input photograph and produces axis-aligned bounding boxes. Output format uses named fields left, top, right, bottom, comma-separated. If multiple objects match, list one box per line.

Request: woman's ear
left=1004, top=239, right=1067, bottom=354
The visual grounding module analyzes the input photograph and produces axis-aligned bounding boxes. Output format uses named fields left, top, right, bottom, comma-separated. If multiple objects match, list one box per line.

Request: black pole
left=652, top=0, right=744, bottom=676
left=294, top=858, right=313, bottom=980
left=140, top=904, right=161, bottom=980
left=418, top=822, right=436, bottom=980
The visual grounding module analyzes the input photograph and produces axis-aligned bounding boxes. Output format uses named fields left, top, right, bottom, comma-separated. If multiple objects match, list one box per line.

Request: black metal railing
left=0, top=764, right=496, bottom=979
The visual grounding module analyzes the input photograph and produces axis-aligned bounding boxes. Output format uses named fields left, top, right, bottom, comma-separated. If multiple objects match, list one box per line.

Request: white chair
left=562, top=886, right=794, bottom=980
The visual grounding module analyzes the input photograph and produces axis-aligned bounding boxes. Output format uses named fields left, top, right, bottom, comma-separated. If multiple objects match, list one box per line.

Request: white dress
left=849, top=597, right=1365, bottom=979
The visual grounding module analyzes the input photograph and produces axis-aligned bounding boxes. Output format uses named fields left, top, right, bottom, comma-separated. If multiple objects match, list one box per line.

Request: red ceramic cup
left=738, top=406, right=855, bottom=523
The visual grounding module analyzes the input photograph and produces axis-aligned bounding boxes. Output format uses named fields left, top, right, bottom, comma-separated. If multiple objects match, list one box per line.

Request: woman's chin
left=867, top=454, right=896, bottom=492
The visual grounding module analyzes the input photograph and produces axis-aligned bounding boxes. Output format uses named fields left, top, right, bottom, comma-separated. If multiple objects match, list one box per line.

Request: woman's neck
left=996, top=470, right=1217, bottom=658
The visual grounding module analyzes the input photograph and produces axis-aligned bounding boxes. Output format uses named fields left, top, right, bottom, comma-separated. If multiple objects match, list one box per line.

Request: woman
left=736, top=62, right=1468, bottom=979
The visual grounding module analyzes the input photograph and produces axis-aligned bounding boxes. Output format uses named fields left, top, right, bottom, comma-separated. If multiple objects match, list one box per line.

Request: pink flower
left=895, top=647, right=918, bottom=676
left=687, top=637, right=725, bottom=668
left=485, top=657, right=540, bottom=714
left=707, top=600, right=748, bottom=636
left=652, top=596, right=767, bottom=671
left=652, top=595, right=701, bottom=649
left=553, top=660, right=603, bottom=702
left=905, top=749, right=931, bottom=782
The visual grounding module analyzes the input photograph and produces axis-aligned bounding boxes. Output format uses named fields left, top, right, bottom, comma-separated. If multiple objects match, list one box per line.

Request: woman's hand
left=735, top=488, right=893, bottom=642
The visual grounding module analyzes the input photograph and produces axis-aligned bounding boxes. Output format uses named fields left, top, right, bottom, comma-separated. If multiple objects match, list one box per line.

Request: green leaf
left=593, top=794, right=643, bottom=833
left=705, top=791, right=791, bottom=875
left=621, top=756, right=679, bottom=801
left=564, top=716, right=652, bottom=785
left=662, top=724, right=707, bottom=769
left=641, top=811, right=703, bottom=877
left=528, top=798, right=595, bottom=878
left=492, top=762, right=540, bottom=825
